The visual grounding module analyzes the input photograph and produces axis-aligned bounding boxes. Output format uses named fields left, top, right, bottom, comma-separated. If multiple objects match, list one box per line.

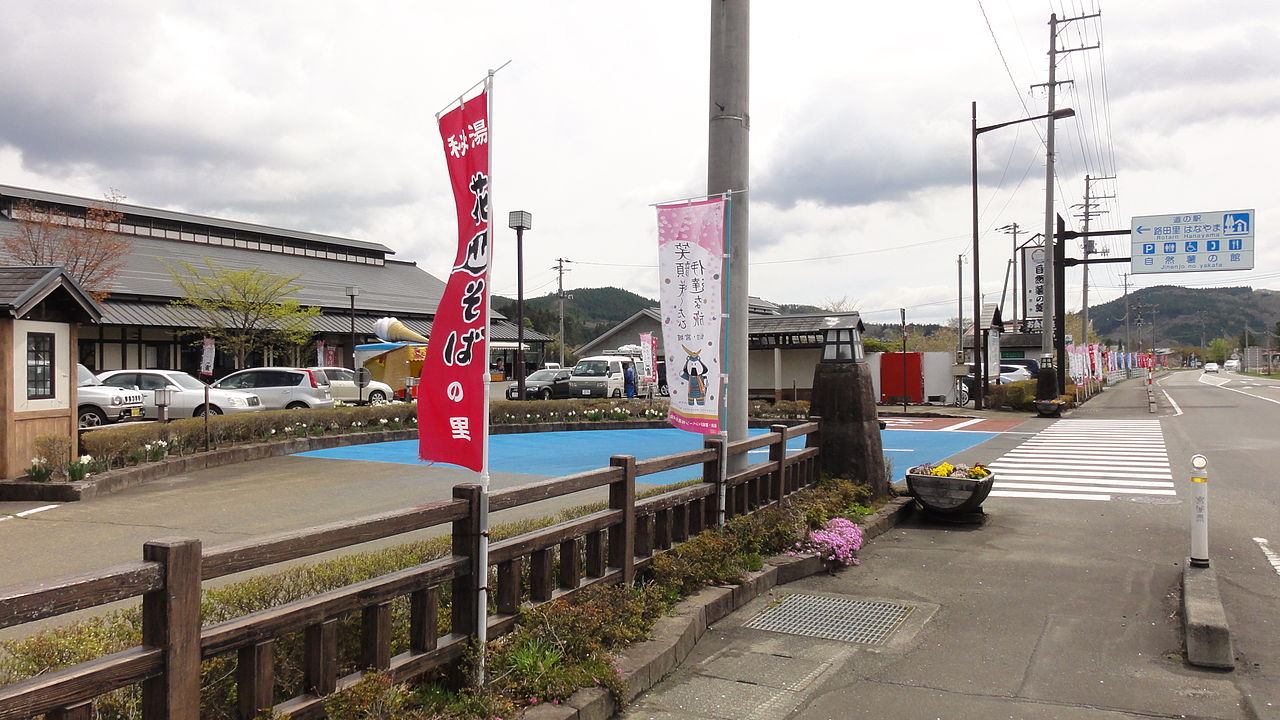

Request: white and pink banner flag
left=657, top=199, right=725, bottom=434
left=639, top=332, right=658, bottom=384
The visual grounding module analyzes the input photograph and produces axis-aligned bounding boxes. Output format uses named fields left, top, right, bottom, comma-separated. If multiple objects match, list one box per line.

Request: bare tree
left=1, top=190, right=130, bottom=300
left=820, top=295, right=860, bottom=312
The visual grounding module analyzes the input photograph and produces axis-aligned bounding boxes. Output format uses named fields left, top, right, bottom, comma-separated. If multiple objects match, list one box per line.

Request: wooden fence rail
left=0, top=421, right=821, bottom=720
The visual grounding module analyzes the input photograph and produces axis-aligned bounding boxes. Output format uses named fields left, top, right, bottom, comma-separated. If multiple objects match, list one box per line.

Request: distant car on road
left=313, top=366, right=393, bottom=404
left=211, top=367, right=335, bottom=410
left=507, top=368, right=573, bottom=400
left=76, top=364, right=146, bottom=428
left=1203, top=362, right=1220, bottom=373
left=1223, top=359, right=1241, bottom=372
left=98, top=369, right=263, bottom=418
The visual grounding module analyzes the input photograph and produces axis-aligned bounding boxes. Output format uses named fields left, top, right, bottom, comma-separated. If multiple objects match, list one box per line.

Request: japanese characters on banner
left=657, top=199, right=725, bottom=434
left=199, top=338, right=215, bottom=376
left=1021, top=246, right=1046, bottom=331
left=639, top=332, right=658, bottom=384
left=419, top=89, right=491, bottom=471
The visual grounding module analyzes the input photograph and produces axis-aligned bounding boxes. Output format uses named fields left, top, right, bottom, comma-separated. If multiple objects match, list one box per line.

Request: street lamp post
left=345, top=286, right=361, bottom=403
left=508, top=211, right=533, bottom=401
left=971, top=102, right=1074, bottom=409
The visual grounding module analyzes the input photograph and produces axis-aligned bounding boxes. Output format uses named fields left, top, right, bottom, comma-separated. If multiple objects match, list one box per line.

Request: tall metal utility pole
left=957, top=254, right=964, bottom=358
left=1122, top=273, right=1131, bottom=372
left=552, top=257, right=572, bottom=366
left=1034, top=10, right=1098, bottom=378
left=997, top=223, right=1020, bottom=327
left=1074, top=174, right=1115, bottom=347
left=709, top=0, right=749, bottom=467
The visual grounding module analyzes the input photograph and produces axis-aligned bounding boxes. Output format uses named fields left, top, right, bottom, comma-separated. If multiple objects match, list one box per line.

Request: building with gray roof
left=0, top=184, right=550, bottom=377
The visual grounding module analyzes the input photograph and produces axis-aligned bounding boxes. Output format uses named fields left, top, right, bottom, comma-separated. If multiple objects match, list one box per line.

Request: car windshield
left=527, top=370, right=557, bottom=382
left=77, top=365, right=102, bottom=387
left=170, top=373, right=207, bottom=390
left=573, top=360, right=609, bottom=377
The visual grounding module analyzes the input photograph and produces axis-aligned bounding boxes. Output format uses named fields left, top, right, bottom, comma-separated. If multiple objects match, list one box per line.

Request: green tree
left=166, top=258, right=321, bottom=368
left=1206, top=338, right=1232, bottom=364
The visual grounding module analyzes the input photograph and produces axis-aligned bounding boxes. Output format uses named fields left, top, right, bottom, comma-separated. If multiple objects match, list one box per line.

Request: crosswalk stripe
left=987, top=419, right=1174, bottom=504
left=990, top=490, right=1111, bottom=501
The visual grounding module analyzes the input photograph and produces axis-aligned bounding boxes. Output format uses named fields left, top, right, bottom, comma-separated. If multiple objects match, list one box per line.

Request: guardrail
left=0, top=421, right=821, bottom=719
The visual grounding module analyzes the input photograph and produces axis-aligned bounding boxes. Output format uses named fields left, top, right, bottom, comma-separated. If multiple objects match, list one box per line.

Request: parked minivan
left=568, top=354, right=653, bottom=398
left=212, top=367, right=335, bottom=410
left=1224, top=359, right=1241, bottom=372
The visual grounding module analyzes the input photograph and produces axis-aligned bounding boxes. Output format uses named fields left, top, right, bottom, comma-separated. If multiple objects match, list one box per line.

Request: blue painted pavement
left=297, top=427, right=998, bottom=485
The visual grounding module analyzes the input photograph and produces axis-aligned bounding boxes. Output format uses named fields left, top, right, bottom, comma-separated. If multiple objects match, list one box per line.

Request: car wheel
left=541, top=388, right=552, bottom=400
left=194, top=405, right=223, bottom=418
left=659, top=384, right=669, bottom=397
left=78, top=406, right=107, bottom=428
left=366, top=390, right=387, bottom=404
left=612, top=388, right=622, bottom=398
left=285, top=402, right=308, bottom=410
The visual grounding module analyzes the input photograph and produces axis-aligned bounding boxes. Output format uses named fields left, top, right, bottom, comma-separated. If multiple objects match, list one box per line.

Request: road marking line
left=986, top=474, right=1174, bottom=487
left=1162, top=389, right=1184, bottom=416
left=988, top=467, right=1173, bottom=480
left=941, top=418, right=985, bottom=431
left=990, top=490, right=1110, bottom=501
left=1254, top=537, right=1280, bottom=578
left=1, top=504, right=59, bottom=522
left=994, top=482, right=1175, bottom=495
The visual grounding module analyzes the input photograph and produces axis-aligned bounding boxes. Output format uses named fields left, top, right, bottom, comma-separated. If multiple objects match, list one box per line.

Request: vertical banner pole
left=716, top=193, right=733, bottom=527
left=474, top=69, right=495, bottom=686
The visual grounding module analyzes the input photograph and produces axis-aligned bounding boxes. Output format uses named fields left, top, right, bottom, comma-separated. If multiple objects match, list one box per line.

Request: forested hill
left=492, top=286, right=657, bottom=348
left=1089, top=285, right=1280, bottom=347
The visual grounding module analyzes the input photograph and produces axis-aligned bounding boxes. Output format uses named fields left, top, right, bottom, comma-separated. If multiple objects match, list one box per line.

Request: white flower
left=269, top=428, right=277, bottom=435
left=144, top=444, right=152, bottom=451
left=79, top=455, right=93, bottom=464
left=379, top=418, right=388, bottom=425
left=30, top=457, right=42, bottom=466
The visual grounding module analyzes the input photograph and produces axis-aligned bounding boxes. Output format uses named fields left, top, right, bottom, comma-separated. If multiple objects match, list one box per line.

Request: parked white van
left=568, top=354, right=653, bottom=398
left=1224, top=359, right=1241, bottom=372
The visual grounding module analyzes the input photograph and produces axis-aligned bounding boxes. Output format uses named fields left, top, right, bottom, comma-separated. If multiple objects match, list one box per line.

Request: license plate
left=582, top=389, right=591, bottom=396
left=127, top=408, right=143, bottom=418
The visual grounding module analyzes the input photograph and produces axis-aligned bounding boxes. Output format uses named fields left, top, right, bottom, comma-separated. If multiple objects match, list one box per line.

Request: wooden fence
left=0, top=421, right=821, bottom=720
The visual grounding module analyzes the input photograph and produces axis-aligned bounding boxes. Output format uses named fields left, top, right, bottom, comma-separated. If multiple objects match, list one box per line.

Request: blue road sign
left=1131, top=209, right=1255, bottom=274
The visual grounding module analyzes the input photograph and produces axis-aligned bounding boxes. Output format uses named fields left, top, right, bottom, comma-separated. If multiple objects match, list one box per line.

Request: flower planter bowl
left=1035, top=399, right=1063, bottom=418
left=905, top=468, right=995, bottom=516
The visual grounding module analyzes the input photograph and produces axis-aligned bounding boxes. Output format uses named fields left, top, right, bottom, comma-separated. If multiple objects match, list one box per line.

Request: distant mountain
left=1089, top=285, right=1280, bottom=347
left=493, top=286, right=657, bottom=348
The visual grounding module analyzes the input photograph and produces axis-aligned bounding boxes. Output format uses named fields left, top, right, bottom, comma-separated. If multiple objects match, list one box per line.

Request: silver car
left=211, top=367, right=335, bottom=410
left=76, top=364, right=146, bottom=428
left=313, top=366, right=394, bottom=404
left=98, top=369, right=264, bottom=418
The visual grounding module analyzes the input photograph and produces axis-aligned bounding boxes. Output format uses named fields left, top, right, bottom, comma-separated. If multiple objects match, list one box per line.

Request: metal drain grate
left=745, top=594, right=914, bottom=644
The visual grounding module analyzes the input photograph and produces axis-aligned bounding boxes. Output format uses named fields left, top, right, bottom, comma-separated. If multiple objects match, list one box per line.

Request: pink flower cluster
left=794, top=518, right=863, bottom=566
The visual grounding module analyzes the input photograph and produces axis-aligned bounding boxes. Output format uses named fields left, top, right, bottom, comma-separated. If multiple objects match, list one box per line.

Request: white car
left=98, top=369, right=264, bottom=418
left=76, top=364, right=146, bottom=428
left=998, top=365, right=1034, bottom=384
left=1203, top=362, right=1219, bottom=373
left=313, top=366, right=394, bottom=404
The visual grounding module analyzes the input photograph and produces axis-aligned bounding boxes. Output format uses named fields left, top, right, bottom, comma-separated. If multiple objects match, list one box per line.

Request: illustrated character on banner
left=680, top=345, right=709, bottom=406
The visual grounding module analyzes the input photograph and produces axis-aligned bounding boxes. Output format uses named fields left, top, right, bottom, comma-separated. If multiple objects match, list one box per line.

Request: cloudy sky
left=2, top=1, right=1276, bottom=326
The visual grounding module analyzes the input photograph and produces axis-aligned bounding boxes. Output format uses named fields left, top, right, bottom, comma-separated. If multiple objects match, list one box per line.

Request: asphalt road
left=623, top=372, right=1280, bottom=719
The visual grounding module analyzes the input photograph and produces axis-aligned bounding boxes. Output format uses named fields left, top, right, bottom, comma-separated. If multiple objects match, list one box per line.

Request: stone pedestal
left=807, top=361, right=888, bottom=500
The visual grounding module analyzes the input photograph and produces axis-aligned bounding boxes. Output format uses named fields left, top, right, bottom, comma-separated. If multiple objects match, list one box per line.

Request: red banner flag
left=419, top=89, right=491, bottom=470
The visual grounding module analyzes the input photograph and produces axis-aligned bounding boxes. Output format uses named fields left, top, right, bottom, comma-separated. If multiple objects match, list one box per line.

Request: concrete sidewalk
left=622, top=378, right=1255, bottom=719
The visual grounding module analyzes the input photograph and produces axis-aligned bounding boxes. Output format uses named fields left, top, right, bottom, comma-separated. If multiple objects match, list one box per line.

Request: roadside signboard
left=1131, top=209, right=1254, bottom=274
left=1021, top=245, right=1046, bottom=322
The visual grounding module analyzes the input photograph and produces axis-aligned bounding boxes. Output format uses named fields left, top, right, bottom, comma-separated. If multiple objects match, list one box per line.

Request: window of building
left=26, top=332, right=55, bottom=400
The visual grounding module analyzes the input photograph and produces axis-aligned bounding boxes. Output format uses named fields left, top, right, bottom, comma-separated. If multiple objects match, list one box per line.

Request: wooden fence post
left=608, top=455, right=636, bottom=585
left=451, top=484, right=483, bottom=637
left=141, top=537, right=202, bottom=720
left=769, top=424, right=788, bottom=503
left=702, top=436, right=725, bottom=527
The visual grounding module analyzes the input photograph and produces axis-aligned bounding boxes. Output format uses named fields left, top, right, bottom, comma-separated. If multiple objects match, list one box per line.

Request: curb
left=518, top=495, right=916, bottom=719
left=1182, top=562, right=1234, bottom=670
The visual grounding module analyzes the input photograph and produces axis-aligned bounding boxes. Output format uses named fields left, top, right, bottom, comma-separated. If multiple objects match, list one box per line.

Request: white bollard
left=1190, top=454, right=1209, bottom=568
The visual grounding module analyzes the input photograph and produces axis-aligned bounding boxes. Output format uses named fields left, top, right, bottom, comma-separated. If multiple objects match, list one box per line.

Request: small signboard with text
left=1131, top=209, right=1254, bottom=274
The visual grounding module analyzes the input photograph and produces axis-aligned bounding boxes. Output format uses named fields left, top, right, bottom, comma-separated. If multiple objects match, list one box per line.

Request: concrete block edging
left=520, top=495, right=915, bottom=719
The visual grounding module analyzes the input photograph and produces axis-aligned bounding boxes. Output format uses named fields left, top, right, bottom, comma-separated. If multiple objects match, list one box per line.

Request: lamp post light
left=971, top=102, right=1074, bottom=409
left=154, top=386, right=173, bottom=423
left=508, top=211, right=533, bottom=401
left=345, top=286, right=362, bottom=403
